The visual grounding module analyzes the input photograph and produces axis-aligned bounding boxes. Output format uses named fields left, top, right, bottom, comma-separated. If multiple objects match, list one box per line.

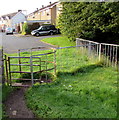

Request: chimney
left=42, top=5, right=44, bottom=8
left=18, top=10, right=22, bottom=12
left=49, top=2, right=51, bottom=4
left=36, top=8, right=38, bottom=11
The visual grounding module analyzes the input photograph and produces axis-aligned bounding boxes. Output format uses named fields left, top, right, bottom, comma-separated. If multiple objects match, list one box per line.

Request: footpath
left=1, top=48, right=35, bottom=118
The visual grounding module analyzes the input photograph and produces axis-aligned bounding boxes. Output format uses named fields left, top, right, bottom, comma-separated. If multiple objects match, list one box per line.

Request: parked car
left=31, top=25, right=58, bottom=36
left=5, top=27, right=13, bottom=35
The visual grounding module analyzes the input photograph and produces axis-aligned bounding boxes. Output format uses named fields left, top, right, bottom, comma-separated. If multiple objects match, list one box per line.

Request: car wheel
left=50, top=32, right=54, bottom=35
left=35, top=33, right=40, bottom=37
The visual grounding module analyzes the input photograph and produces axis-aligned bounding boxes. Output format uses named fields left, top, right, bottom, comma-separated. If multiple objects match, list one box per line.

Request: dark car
left=31, top=25, right=58, bottom=36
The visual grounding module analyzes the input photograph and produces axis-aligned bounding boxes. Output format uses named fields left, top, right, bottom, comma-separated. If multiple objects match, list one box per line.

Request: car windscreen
left=6, top=28, right=12, bottom=31
left=38, top=26, right=42, bottom=30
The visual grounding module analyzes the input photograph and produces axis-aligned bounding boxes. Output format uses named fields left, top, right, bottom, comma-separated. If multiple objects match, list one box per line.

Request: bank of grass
left=25, top=36, right=117, bottom=118
left=41, top=36, right=75, bottom=47
left=26, top=65, right=117, bottom=118
left=5, top=36, right=118, bottom=118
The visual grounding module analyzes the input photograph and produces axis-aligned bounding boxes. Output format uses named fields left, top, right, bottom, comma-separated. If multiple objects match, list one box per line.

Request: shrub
left=22, top=22, right=30, bottom=35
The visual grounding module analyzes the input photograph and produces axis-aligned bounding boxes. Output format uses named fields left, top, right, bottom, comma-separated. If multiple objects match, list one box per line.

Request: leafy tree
left=59, top=2, right=119, bottom=44
left=22, top=22, right=30, bottom=35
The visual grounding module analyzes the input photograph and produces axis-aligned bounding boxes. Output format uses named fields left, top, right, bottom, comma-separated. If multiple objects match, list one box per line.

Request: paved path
left=1, top=33, right=59, bottom=54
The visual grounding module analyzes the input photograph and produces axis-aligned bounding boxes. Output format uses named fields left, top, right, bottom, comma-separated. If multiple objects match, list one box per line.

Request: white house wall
left=11, top=12, right=26, bottom=28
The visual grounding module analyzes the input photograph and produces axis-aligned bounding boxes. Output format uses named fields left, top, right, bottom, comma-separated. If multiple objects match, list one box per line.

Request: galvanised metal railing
left=76, top=38, right=119, bottom=69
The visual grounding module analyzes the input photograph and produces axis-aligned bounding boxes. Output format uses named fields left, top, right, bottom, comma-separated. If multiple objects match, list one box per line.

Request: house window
left=47, top=13, right=49, bottom=16
left=42, top=11, right=45, bottom=16
left=46, top=9, right=49, bottom=12
left=57, top=7, right=62, bottom=11
left=32, top=15, right=35, bottom=18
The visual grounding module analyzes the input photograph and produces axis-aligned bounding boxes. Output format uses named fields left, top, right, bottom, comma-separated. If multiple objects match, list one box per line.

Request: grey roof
left=0, top=12, right=18, bottom=20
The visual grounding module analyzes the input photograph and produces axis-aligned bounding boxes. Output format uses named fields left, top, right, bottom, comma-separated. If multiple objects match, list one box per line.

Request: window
left=46, top=9, right=49, bottom=12
left=41, top=27, right=47, bottom=31
left=47, top=13, right=49, bottom=16
left=42, top=11, right=45, bottom=16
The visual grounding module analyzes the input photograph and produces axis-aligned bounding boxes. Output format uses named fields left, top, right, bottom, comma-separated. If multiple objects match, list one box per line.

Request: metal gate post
left=30, top=56, right=34, bottom=86
left=5, top=55, right=9, bottom=85
left=18, top=50, right=22, bottom=74
left=54, top=50, right=56, bottom=75
left=8, top=57, right=12, bottom=86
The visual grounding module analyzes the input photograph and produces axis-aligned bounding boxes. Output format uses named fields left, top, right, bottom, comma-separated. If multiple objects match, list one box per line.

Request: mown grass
left=4, top=36, right=118, bottom=118
left=25, top=65, right=117, bottom=118
left=41, top=36, right=75, bottom=47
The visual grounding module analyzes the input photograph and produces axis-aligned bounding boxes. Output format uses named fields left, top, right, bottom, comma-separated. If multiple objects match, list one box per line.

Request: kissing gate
left=3, top=40, right=118, bottom=87
left=4, top=46, right=56, bottom=87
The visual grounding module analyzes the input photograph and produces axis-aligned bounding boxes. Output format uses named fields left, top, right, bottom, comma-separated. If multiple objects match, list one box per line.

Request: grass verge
left=41, top=36, right=75, bottom=47
left=25, top=65, right=117, bottom=118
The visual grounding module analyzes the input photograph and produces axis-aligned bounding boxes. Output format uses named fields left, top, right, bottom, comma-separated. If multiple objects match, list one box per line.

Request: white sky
left=0, top=0, right=58, bottom=16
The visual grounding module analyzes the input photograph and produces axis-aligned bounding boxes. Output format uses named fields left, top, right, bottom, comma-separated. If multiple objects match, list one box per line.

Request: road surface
left=0, top=33, right=59, bottom=54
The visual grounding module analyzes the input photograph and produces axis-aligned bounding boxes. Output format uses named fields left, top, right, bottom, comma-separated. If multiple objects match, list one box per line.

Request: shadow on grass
left=57, top=63, right=103, bottom=77
left=17, top=72, right=55, bottom=84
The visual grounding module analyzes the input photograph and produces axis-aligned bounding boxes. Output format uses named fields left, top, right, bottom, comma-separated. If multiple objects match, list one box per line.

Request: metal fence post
left=76, top=38, right=79, bottom=46
left=99, top=43, right=102, bottom=61
left=88, top=42, right=91, bottom=56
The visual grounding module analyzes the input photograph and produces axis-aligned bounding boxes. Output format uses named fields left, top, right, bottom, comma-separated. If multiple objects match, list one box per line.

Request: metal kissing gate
left=3, top=41, right=118, bottom=87
left=4, top=47, right=56, bottom=87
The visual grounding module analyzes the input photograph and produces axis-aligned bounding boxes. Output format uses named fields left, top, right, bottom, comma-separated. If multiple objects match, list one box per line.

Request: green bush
left=22, top=22, right=30, bottom=35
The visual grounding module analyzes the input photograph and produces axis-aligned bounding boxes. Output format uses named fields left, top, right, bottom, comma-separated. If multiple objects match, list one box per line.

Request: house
left=0, top=10, right=26, bottom=32
left=27, top=1, right=62, bottom=28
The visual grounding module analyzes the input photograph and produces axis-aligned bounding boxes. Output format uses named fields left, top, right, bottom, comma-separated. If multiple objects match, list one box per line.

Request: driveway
left=0, top=33, right=59, bottom=54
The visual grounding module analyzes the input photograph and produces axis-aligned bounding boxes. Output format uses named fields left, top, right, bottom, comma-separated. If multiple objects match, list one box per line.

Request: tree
left=22, top=22, right=30, bottom=35
left=59, top=2, right=119, bottom=44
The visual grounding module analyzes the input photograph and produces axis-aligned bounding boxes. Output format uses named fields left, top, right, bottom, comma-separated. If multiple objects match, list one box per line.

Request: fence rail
left=76, top=38, right=119, bottom=68
left=3, top=39, right=119, bottom=87
left=4, top=47, right=56, bottom=87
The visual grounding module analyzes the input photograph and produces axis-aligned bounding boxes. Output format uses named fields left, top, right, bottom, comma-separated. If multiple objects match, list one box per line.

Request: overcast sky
left=0, top=0, right=58, bottom=16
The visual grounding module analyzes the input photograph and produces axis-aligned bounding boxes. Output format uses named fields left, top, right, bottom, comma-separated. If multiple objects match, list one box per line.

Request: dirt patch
left=4, top=87, right=35, bottom=118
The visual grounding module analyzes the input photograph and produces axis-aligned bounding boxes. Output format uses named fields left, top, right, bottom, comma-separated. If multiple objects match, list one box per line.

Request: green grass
left=25, top=66, right=117, bottom=118
left=2, top=85, right=14, bottom=101
left=4, top=36, right=118, bottom=118
left=41, top=36, right=75, bottom=47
